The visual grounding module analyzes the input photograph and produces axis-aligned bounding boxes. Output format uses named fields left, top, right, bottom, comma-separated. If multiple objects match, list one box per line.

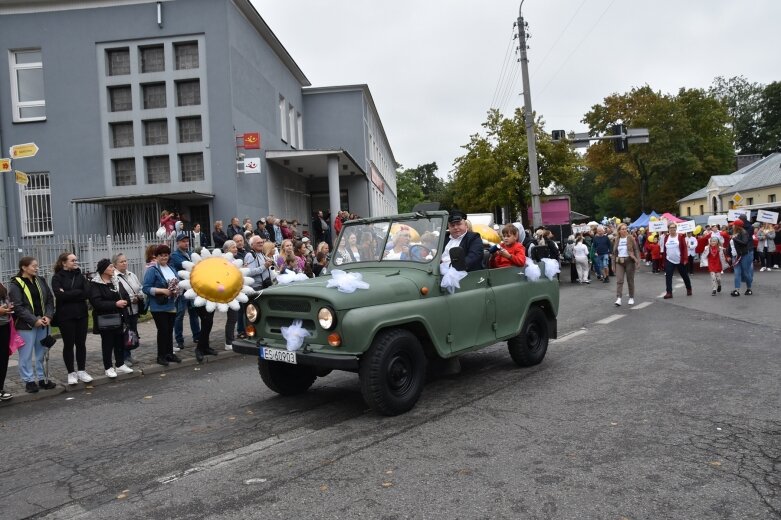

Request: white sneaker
left=173, top=346, right=181, bottom=352
left=225, top=343, right=233, bottom=351
left=614, top=297, right=622, bottom=306
left=774, top=264, right=779, bottom=269
left=67, top=372, right=78, bottom=385
left=116, top=364, right=134, bottom=374
left=759, top=267, right=765, bottom=272
left=105, top=367, right=117, bottom=378
left=76, top=371, right=93, bottom=383
left=628, top=298, right=635, bottom=305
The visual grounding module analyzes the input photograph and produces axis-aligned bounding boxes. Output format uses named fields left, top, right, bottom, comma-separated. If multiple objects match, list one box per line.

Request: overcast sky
left=254, top=0, right=779, bottom=178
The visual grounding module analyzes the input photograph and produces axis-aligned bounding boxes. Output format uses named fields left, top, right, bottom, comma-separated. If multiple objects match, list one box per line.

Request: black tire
left=359, top=329, right=427, bottom=416
left=258, top=359, right=317, bottom=395
left=508, top=306, right=549, bottom=367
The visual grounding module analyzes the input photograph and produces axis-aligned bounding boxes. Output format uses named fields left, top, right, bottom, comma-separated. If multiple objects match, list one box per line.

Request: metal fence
left=0, top=233, right=173, bottom=283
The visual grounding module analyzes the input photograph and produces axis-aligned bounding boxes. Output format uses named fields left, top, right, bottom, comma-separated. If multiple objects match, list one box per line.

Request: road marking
left=595, top=314, right=625, bottom=325
left=632, top=301, right=652, bottom=310
left=552, top=329, right=588, bottom=343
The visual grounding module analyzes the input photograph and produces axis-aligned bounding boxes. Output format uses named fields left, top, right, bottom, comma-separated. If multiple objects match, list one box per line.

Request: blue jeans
left=17, top=327, right=47, bottom=383
left=174, top=297, right=200, bottom=345
left=665, top=259, right=692, bottom=293
left=733, top=251, right=754, bottom=289
left=595, top=254, right=609, bottom=274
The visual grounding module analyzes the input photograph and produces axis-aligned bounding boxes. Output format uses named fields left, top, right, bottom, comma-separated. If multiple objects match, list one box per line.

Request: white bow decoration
left=524, top=258, right=542, bottom=282
left=276, top=272, right=309, bottom=285
left=326, top=269, right=370, bottom=293
left=440, top=264, right=468, bottom=294
left=540, top=258, right=561, bottom=280
left=281, top=319, right=311, bottom=351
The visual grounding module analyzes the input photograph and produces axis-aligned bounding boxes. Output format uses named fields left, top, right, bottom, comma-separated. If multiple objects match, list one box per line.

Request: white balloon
left=182, top=261, right=194, bottom=271
left=236, top=293, right=249, bottom=303
left=239, top=268, right=251, bottom=275
left=184, top=288, right=196, bottom=299
left=192, top=253, right=202, bottom=263
left=243, top=277, right=255, bottom=286
left=233, top=259, right=244, bottom=268
left=217, top=303, right=229, bottom=313
left=178, top=280, right=192, bottom=291
left=200, top=248, right=212, bottom=258
left=179, top=271, right=191, bottom=279
left=241, top=286, right=255, bottom=294
left=193, top=296, right=207, bottom=307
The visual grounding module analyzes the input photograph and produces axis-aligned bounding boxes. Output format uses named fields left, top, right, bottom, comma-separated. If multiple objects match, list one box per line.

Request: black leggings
left=59, top=316, right=88, bottom=373
left=99, top=330, right=124, bottom=370
left=152, top=312, right=176, bottom=359
left=195, top=307, right=214, bottom=351
left=0, top=325, right=9, bottom=391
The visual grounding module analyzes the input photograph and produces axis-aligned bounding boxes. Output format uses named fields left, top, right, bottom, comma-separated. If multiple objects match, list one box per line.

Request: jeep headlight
left=317, top=306, right=336, bottom=330
left=246, top=303, right=259, bottom=323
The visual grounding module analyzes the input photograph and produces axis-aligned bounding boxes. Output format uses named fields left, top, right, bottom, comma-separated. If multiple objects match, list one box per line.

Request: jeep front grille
left=267, top=299, right=311, bottom=313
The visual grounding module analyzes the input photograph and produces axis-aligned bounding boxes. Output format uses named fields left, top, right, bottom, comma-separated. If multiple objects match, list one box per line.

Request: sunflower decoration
left=177, top=248, right=255, bottom=312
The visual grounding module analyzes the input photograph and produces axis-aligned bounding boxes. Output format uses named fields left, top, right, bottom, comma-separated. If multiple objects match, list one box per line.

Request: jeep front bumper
left=232, top=339, right=360, bottom=371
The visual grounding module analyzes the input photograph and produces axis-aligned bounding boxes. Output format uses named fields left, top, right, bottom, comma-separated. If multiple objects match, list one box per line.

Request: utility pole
left=517, top=1, right=542, bottom=229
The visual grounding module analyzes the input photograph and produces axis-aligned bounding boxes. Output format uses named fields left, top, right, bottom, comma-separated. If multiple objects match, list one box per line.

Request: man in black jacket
left=441, top=209, right=485, bottom=272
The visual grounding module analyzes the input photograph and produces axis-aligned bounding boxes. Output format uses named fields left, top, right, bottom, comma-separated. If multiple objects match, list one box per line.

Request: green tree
left=709, top=76, right=763, bottom=154
left=760, top=81, right=781, bottom=154
left=405, top=162, right=443, bottom=199
left=396, top=168, right=425, bottom=213
left=582, top=85, right=733, bottom=214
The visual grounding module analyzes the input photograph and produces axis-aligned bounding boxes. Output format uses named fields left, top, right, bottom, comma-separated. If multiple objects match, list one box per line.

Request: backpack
left=563, top=243, right=575, bottom=262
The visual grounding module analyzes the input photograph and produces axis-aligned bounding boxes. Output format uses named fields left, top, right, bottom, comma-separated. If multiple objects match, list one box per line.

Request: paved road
left=1, top=266, right=779, bottom=519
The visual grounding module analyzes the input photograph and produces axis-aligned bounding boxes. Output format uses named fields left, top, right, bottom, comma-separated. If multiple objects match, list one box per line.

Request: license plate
left=260, top=347, right=297, bottom=364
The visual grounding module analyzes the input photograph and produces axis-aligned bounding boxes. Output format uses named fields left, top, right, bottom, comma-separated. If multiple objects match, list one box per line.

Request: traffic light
left=612, top=124, right=628, bottom=153
left=551, top=130, right=566, bottom=142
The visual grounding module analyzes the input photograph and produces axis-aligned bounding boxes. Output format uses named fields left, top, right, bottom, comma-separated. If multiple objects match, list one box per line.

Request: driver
left=441, top=209, right=484, bottom=272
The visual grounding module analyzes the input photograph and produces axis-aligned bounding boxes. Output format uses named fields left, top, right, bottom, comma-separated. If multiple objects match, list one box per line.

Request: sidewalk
left=1, top=311, right=240, bottom=407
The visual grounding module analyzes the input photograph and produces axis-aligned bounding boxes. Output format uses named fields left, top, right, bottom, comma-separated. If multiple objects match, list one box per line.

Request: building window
left=180, top=153, right=204, bottom=182
left=109, top=86, right=132, bottom=111
left=746, top=197, right=753, bottom=205
left=174, top=42, right=199, bottom=70
left=144, top=119, right=168, bottom=145
left=288, top=105, right=296, bottom=148
left=18, top=172, right=52, bottom=236
left=729, top=201, right=734, bottom=209
left=112, top=158, right=136, bottom=186
left=279, top=96, right=287, bottom=143
left=699, top=204, right=704, bottom=215
left=686, top=207, right=691, bottom=216
left=176, top=79, right=200, bottom=106
left=770, top=194, right=777, bottom=203
left=140, top=45, right=165, bottom=73
left=9, top=49, right=46, bottom=122
left=142, top=82, right=166, bottom=109
left=297, top=112, right=304, bottom=149
left=110, top=122, right=134, bottom=148
left=146, top=155, right=170, bottom=184
left=106, top=48, right=130, bottom=76
left=177, top=116, right=202, bottom=142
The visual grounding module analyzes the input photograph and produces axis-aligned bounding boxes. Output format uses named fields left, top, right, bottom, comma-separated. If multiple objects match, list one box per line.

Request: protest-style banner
left=677, top=220, right=695, bottom=233
left=649, top=220, right=667, bottom=233
left=756, top=209, right=779, bottom=224
left=727, top=209, right=742, bottom=221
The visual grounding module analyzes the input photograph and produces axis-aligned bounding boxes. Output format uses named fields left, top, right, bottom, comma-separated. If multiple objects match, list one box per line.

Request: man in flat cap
left=441, top=209, right=485, bottom=272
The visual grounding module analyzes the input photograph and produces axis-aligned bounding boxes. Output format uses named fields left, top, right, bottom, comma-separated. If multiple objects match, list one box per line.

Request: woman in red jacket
left=660, top=222, right=692, bottom=299
left=489, top=224, right=527, bottom=268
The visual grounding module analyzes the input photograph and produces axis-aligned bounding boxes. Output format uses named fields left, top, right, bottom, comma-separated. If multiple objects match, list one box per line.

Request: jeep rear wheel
left=508, top=307, right=549, bottom=367
left=258, top=359, right=317, bottom=395
left=360, top=329, right=426, bottom=416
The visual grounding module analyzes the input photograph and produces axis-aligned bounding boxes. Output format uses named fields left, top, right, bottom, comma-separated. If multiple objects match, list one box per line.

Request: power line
left=530, top=0, right=588, bottom=79
left=490, top=26, right=520, bottom=111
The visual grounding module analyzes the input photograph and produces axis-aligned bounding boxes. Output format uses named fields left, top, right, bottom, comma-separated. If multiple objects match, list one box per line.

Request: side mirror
left=449, top=246, right=467, bottom=271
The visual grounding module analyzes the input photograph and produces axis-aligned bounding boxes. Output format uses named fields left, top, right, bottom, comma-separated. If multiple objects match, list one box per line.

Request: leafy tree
left=709, top=76, right=763, bottom=154
left=396, top=168, right=425, bottom=213
left=760, top=81, right=781, bottom=154
left=582, top=85, right=733, bottom=214
left=405, top=162, right=443, bottom=199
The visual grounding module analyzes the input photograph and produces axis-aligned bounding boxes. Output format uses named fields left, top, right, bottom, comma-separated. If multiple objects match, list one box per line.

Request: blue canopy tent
left=629, top=211, right=659, bottom=229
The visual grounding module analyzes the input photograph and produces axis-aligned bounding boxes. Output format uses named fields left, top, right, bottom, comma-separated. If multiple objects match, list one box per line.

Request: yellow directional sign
left=10, top=142, right=39, bottom=159
left=15, top=170, right=29, bottom=186
left=0, top=158, right=11, bottom=172
left=732, top=192, right=744, bottom=205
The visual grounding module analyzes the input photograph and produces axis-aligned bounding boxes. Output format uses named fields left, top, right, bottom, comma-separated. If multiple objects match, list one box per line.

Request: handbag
left=40, top=326, right=57, bottom=348
left=8, top=319, right=25, bottom=355
left=123, top=328, right=139, bottom=350
left=97, top=313, right=123, bottom=331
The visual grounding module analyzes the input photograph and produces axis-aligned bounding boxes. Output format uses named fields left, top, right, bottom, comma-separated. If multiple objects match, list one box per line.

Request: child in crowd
left=648, top=235, right=662, bottom=273
left=701, top=235, right=728, bottom=295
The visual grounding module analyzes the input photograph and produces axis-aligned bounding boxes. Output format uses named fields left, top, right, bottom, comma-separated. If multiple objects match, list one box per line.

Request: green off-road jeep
left=232, top=211, right=559, bottom=415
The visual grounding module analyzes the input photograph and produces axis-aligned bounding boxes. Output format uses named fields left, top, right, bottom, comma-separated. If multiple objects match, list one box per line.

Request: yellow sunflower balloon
left=472, top=223, right=501, bottom=244
left=177, top=248, right=255, bottom=312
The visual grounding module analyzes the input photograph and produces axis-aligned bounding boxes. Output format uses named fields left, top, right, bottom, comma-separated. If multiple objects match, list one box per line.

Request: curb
left=0, top=350, right=240, bottom=408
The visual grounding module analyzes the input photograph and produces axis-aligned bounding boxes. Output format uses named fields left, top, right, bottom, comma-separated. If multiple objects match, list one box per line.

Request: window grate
left=180, top=153, right=204, bottom=182
left=113, top=158, right=136, bottom=186
left=178, top=117, right=202, bottom=143
left=142, top=83, right=166, bottom=109
left=18, top=172, right=53, bottom=236
left=144, top=119, right=168, bottom=145
left=174, top=42, right=199, bottom=70
left=109, top=86, right=132, bottom=111
left=176, top=80, right=200, bottom=106
left=146, top=156, right=170, bottom=184
left=111, top=122, right=134, bottom=148
left=107, top=48, right=130, bottom=76
left=140, top=45, right=164, bottom=73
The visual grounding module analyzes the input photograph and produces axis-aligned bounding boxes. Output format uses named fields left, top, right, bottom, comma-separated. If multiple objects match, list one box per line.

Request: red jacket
left=649, top=242, right=661, bottom=260
left=489, top=241, right=527, bottom=268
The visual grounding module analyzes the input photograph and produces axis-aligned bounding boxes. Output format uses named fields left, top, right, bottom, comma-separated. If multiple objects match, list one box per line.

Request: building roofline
left=303, top=84, right=396, bottom=166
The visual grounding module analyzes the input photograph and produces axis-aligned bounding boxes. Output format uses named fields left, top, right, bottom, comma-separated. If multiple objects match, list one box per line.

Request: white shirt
left=665, top=235, right=682, bottom=264
left=573, top=243, right=589, bottom=259
left=687, top=236, right=697, bottom=256
left=617, top=237, right=628, bottom=257
left=441, top=234, right=466, bottom=268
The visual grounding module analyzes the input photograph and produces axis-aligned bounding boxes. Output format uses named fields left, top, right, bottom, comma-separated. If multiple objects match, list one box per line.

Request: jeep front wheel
left=258, top=359, right=317, bottom=395
left=360, top=329, right=427, bottom=416
left=508, top=307, right=549, bottom=367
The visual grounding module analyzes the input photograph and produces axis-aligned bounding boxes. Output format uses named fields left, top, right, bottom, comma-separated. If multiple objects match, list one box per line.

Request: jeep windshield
left=332, top=215, right=444, bottom=266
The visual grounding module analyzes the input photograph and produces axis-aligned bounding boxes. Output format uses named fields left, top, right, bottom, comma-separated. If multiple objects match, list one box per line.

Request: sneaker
left=123, top=359, right=133, bottom=368
left=173, top=346, right=181, bottom=353
left=67, top=372, right=78, bottom=385
left=730, top=290, right=740, bottom=297
left=167, top=354, right=182, bottom=363
left=745, top=288, right=753, bottom=295
left=116, top=364, right=134, bottom=374
left=105, top=367, right=117, bottom=378
left=628, top=298, right=634, bottom=305
left=38, top=380, right=57, bottom=390
left=712, top=290, right=716, bottom=296
left=0, top=390, right=12, bottom=401
left=76, top=371, right=93, bottom=383
left=717, top=284, right=721, bottom=293
left=774, top=264, right=779, bottom=269
left=603, top=278, right=609, bottom=284
left=225, top=343, right=233, bottom=351
left=614, top=297, right=622, bottom=306
left=25, top=382, right=39, bottom=393
left=157, top=356, right=170, bottom=366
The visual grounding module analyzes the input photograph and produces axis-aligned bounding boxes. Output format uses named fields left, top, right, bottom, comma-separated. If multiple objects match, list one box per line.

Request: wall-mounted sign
left=0, top=158, right=11, bottom=172
left=244, top=158, right=261, bottom=174
left=10, top=142, right=38, bottom=159
left=243, top=133, right=261, bottom=149
left=370, top=163, right=384, bottom=193
left=14, top=170, right=29, bottom=186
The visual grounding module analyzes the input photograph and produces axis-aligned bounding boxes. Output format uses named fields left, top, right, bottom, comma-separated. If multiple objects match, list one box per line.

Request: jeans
left=733, top=251, right=754, bottom=289
left=174, top=297, right=200, bottom=345
left=664, top=259, right=691, bottom=294
left=59, top=316, right=88, bottom=373
left=17, top=326, right=47, bottom=383
left=595, top=253, right=609, bottom=275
